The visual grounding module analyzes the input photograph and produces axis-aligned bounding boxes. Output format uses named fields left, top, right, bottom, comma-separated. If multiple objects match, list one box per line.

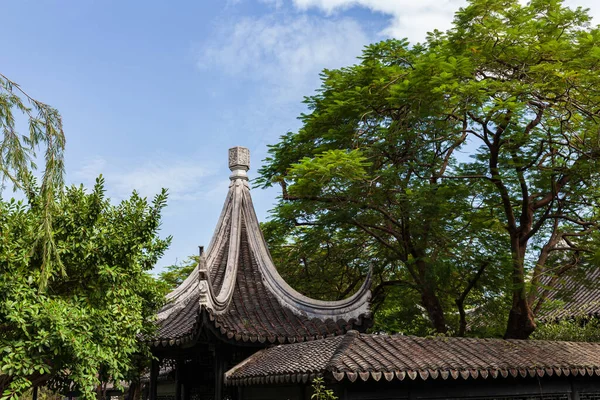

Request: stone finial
left=228, top=146, right=250, bottom=180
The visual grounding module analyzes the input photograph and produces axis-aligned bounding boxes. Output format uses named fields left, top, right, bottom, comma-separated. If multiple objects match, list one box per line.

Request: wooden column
left=571, top=380, right=581, bottom=400
left=175, top=360, right=183, bottom=400
left=214, top=344, right=224, bottom=400
left=183, top=383, right=190, bottom=400
left=149, top=358, right=159, bottom=400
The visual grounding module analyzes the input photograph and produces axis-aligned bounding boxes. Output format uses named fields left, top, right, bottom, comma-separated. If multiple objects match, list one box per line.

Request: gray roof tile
left=226, top=331, right=600, bottom=385
left=152, top=148, right=372, bottom=347
left=539, top=267, right=600, bottom=320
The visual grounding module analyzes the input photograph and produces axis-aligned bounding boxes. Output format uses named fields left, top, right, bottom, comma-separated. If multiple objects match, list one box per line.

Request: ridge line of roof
left=327, top=330, right=360, bottom=372
left=239, top=183, right=372, bottom=319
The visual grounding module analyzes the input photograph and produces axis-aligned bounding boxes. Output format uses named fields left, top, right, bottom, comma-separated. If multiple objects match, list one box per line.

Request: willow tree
left=259, top=0, right=600, bottom=339
left=0, top=74, right=66, bottom=287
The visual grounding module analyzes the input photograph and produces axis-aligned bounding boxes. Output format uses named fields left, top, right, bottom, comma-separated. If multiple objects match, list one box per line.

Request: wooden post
left=149, top=358, right=159, bottom=400
left=214, top=345, right=224, bottom=400
left=175, top=360, right=182, bottom=400
left=571, top=380, right=580, bottom=400
left=32, top=386, right=38, bottom=400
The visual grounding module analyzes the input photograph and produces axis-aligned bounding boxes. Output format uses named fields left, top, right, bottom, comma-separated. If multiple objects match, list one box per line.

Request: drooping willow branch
left=0, top=73, right=66, bottom=288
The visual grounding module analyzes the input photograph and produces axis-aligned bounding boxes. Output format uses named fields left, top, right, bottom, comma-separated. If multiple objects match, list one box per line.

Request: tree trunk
left=504, top=238, right=536, bottom=339
left=456, top=299, right=467, bottom=337
left=0, top=377, right=10, bottom=398
left=128, top=380, right=141, bottom=400
left=420, top=286, right=448, bottom=334
left=504, top=295, right=536, bottom=339
left=95, top=384, right=103, bottom=400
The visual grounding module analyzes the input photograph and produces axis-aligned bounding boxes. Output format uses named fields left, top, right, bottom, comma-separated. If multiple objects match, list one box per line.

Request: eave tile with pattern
left=225, top=331, right=600, bottom=386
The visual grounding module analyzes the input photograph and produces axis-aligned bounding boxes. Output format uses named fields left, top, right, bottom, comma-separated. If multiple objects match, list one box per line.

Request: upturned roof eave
left=190, top=169, right=372, bottom=320
left=153, top=146, right=373, bottom=346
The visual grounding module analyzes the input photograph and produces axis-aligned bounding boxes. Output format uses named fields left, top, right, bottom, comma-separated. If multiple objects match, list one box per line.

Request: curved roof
left=226, top=331, right=600, bottom=386
left=154, top=147, right=372, bottom=348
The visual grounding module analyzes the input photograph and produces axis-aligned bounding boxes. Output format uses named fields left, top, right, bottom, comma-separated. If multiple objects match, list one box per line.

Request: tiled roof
left=153, top=148, right=372, bottom=348
left=225, top=331, right=600, bottom=386
left=153, top=267, right=202, bottom=346
left=153, top=274, right=369, bottom=347
left=539, top=267, right=600, bottom=321
left=228, top=335, right=347, bottom=385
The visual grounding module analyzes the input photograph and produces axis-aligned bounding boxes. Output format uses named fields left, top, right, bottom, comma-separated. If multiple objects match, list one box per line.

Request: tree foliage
left=258, top=0, right=600, bottom=338
left=156, top=256, right=199, bottom=294
left=311, top=377, right=338, bottom=400
left=0, top=178, right=170, bottom=399
left=0, top=73, right=66, bottom=288
left=532, top=317, right=600, bottom=342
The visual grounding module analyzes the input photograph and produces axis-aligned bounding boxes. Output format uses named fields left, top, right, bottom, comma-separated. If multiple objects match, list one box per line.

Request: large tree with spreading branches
left=258, top=0, right=600, bottom=339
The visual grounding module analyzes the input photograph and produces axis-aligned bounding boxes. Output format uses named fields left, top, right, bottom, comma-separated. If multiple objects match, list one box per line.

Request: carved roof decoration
left=153, top=147, right=372, bottom=347
left=225, top=331, right=600, bottom=386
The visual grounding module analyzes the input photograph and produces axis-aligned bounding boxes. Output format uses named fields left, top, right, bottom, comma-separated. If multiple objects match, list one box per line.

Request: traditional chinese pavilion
left=148, top=147, right=372, bottom=400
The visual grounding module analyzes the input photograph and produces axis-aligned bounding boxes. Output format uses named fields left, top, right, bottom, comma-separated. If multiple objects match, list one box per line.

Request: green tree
left=311, top=377, right=338, bottom=400
left=0, top=177, right=170, bottom=399
left=258, top=0, right=600, bottom=339
left=532, top=317, right=600, bottom=342
left=0, top=74, right=66, bottom=287
left=262, top=221, right=373, bottom=302
left=157, top=256, right=199, bottom=293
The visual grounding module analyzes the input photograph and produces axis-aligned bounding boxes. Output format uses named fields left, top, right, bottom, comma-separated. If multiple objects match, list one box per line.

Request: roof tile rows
left=225, top=331, right=600, bottom=386
left=540, top=267, right=600, bottom=320
left=153, top=277, right=369, bottom=348
left=153, top=218, right=369, bottom=347
left=155, top=290, right=201, bottom=346
left=153, top=147, right=371, bottom=348
left=204, top=221, right=368, bottom=344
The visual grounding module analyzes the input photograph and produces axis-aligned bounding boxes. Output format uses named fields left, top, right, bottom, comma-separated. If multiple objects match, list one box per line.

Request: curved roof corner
left=154, top=146, right=372, bottom=347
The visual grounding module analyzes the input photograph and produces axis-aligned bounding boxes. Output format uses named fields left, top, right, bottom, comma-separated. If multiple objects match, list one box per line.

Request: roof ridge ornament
left=198, top=254, right=210, bottom=304
left=229, top=146, right=250, bottom=181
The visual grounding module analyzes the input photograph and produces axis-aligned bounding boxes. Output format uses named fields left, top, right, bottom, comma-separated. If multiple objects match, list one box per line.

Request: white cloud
left=564, top=0, right=600, bottom=22
left=286, top=0, right=599, bottom=43
left=289, top=0, right=467, bottom=41
left=72, top=157, right=107, bottom=184
left=74, top=157, right=214, bottom=202
left=199, top=15, right=370, bottom=102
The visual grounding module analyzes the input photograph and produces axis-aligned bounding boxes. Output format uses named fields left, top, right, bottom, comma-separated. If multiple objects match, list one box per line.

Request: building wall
left=238, top=376, right=600, bottom=400
left=240, top=385, right=307, bottom=400
left=156, top=383, right=176, bottom=400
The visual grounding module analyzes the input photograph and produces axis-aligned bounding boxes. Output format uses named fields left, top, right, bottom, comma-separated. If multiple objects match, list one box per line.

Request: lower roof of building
left=225, top=331, right=600, bottom=386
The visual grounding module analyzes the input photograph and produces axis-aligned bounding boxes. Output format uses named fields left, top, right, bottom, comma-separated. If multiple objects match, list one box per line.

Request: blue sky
left=2, top=0, right=598, bottom=273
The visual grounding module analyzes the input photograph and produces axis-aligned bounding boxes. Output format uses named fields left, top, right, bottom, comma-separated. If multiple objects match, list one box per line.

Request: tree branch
left=455, top=260, right=489, bottom=336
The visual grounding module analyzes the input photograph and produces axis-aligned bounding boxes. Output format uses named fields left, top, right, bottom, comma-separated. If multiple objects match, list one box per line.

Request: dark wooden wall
left=237, top=376, right=600, bottom=400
